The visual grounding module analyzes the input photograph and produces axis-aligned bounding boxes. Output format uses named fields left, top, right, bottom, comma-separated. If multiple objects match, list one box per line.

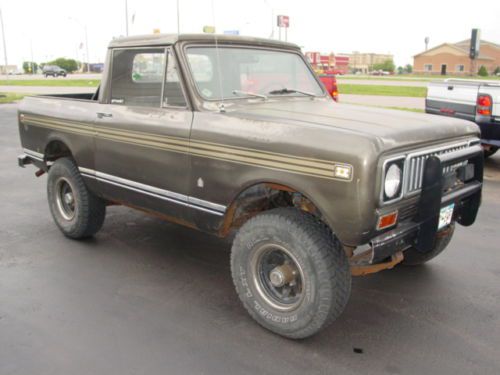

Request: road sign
left=277, top=15, right=289, bottom=28
left=470, top=29, right=481, bottom=59
left=223, top=30, right=239, bottom=35
left=203, top=26, right=216, bottom=34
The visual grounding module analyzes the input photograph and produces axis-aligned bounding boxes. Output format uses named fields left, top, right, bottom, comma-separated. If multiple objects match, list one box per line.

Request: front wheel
left=47, top=157, right=106, bottom=239
left=231, top=208, right=351, bottom=339
left=401, top=223, right=455, bottom=266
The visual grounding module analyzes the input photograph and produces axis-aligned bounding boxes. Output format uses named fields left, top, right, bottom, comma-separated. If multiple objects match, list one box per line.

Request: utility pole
left=85, top=25, right=90, bottom=73
left=0, top=8, right=8, bottom=76
left=177, top=0, right=180, bottom=35
left=125, top=0, right=129, bottom=36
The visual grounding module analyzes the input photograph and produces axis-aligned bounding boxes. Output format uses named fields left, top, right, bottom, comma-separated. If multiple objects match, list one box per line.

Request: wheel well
left=219, top=183, right=324, bottom=237
left=44, top=140, right=72, bottom=162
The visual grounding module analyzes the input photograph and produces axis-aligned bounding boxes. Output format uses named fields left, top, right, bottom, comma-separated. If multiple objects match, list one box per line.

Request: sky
left=0, top=0, right=499, bottom=68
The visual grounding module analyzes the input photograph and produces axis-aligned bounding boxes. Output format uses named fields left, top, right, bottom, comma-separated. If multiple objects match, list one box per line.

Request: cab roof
left=108, top=33, right=300, bottom=50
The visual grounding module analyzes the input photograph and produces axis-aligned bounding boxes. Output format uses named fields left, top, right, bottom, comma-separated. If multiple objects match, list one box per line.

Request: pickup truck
left=427, top=78, right=500, bottom=158
left=17, top=34, right=483, bottom=339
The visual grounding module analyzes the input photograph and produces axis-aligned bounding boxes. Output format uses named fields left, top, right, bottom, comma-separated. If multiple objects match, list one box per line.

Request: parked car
left=427, top=78, right=500, bottom=157
left=42, top=65, right=67, bottom=77
left=17, top=34, right=483, bottom=339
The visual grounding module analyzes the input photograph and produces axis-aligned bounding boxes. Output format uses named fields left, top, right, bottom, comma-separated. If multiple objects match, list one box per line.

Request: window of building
left=456, top=64, right=465, bottom=73
left=424, top=64, right=433, bottom=72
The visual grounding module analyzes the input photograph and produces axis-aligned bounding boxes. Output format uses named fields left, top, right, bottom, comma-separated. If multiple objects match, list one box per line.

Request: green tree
left=397, top=66, right=404, bottom=74
left=45, top=58, right=79, bottom=73
left=494, top=66, right=500, bottom=76
left=372, top=59, right=395, bottom=73
left=22, top=61, right=38, bottom=74
left=404, top=64, right=413, bottom=73
left=478, top=65, right=488, bottom=77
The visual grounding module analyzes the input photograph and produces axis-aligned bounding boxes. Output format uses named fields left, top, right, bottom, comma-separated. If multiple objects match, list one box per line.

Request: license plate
left=438, top=203, right=455, bottom=230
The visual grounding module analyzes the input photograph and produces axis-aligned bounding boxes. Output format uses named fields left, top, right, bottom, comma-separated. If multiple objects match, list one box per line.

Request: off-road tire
left=231, top=208, right=351, bottom=339
left=401, top=223, right=455, bottom=266
left=47, top=157, right=106, bottom=239
left=484, top=147, right=498, bottom=159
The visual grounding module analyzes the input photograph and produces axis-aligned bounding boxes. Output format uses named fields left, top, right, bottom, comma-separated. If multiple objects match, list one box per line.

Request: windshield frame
left=182, top=43, right=327, bottom=102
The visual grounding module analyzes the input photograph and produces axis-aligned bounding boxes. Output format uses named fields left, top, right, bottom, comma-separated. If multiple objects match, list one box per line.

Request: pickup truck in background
left=17, top=34, right=483, bottom=339
left=317, top=73, right=339, bottom=102
left=427, top=79, right=500, bottom=158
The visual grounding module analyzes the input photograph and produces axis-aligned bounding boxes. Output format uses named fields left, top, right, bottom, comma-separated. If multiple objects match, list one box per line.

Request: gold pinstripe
left=21, top=114, right=353, bottom=181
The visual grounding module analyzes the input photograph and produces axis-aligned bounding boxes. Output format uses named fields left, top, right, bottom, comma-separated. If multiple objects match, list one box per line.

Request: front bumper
left=370, top=144, right=483, bottom=263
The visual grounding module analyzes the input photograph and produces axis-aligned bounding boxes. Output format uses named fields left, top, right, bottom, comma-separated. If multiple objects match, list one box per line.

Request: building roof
left=108, top=33, right=299, bottom=50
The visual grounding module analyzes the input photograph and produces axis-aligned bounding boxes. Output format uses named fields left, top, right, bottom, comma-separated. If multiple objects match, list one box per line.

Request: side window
left=163, top=51, right=187, bottom=107
left=110, top=48, right=165, bottom=107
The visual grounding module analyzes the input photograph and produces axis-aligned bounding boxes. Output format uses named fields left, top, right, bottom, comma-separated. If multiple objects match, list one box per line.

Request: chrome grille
left=404, top=142, right=470, bottom=195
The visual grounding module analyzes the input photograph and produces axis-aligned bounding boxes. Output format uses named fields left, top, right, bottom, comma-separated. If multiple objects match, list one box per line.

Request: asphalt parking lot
left=1, top=103, right=500, bottom=375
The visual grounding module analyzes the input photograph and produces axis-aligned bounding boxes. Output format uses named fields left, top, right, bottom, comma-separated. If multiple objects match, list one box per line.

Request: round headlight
left=384, top=164, right=402, bottom=199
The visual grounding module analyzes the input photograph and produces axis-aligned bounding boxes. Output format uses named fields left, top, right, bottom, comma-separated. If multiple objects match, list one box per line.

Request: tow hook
left=35, top=169, right=45, bottom=177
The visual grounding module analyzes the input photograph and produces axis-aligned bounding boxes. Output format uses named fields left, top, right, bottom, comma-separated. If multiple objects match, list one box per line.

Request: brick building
left=345, top=52, right=394, bottom=74
left=304, top=52, right=350, bottom=74
left=413, top=39, right=500, bottom=75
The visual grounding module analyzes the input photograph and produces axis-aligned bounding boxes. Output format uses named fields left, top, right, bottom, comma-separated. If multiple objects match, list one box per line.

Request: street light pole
left=84, top=25, right=90, bottom=73
left=0, top=8, right=8, bottom=75
left=125, top=0, right=129, bottom=36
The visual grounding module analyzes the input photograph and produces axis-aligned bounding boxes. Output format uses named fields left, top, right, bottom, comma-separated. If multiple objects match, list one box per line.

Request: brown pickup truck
left=17, top=34, right=483, bottom=339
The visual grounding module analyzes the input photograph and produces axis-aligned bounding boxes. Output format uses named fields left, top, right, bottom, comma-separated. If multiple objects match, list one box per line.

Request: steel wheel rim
left=55, top=177, right=76, bottom=221
left=250, top=243, right=305, bottom=312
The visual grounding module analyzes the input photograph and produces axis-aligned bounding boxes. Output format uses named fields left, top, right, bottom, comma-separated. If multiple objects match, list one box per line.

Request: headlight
left=384, top=163, right=402, bottom=200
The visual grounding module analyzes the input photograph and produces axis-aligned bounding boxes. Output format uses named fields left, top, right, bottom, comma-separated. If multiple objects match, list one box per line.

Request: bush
left=478, top=65, right=488, bottom=77
left=45, top=58, right=80, bottom=73
left=22, top=61, right=38, bottom=74
left=405, top=64, right=413, bottom=74
left=371, top=59, right=396, bottom=73
left=494, top=66, right=500, bottom=76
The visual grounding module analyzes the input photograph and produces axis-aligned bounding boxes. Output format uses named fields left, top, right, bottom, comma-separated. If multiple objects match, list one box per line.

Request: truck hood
left=226, top=100, right=480, bottom=151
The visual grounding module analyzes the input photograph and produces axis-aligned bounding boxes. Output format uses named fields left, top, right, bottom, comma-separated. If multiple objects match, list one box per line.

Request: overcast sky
left=1, top=0, right=499, bottom=68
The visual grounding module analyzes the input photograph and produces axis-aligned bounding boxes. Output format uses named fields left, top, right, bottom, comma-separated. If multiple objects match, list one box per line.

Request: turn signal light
left=377, top=211, right=398, bottom=230
left=477, top=95, right=492, bottom=116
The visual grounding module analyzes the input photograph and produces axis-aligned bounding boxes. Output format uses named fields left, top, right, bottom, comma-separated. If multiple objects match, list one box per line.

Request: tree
left=372, top=59, right=395, bottom=73
left=404, top=64, right=413, bottom=74
left=397, top=66, right=404, bottom=75
left=478, top=65, right=488, bottom=77
left=45, top=58, right=80, bottom=73
left=494, top=66, right=500, bottom=76
left=22, top=61, right=38, bottom=74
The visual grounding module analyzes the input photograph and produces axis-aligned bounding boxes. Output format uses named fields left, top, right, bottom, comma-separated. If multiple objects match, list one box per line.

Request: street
left=1, top=103, right=500, bottom=374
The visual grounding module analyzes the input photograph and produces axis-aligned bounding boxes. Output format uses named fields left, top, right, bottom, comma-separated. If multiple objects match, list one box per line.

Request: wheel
left=231, top=208, right=351, bottom=339
left=47, top=157, right=106, bottom=239
left=401, top=223, right=455, bottom=266
left=484, top=146, right=498, bottom=159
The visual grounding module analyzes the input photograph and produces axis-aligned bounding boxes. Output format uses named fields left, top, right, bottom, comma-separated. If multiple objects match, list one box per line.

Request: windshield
left=186, top=46, right=324, bottom=100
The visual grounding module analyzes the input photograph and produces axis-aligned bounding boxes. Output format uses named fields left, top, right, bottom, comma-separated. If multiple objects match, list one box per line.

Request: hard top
left=108, top=33, right=300, bottom=50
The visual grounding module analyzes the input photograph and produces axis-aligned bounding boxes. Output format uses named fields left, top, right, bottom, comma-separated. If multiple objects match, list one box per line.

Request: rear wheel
left=231, top=208, right=351, bottom=339
left=401, top=223, right=455, bottom=266
left=47, top=157, right=106, bottom=239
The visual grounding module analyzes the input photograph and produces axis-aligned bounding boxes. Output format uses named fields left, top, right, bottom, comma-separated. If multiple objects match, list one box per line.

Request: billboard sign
left=277, top=15, right=290, bottom=28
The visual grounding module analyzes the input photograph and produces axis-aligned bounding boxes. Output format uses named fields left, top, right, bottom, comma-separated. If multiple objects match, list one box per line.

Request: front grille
left=399, top=203, right=418, bottom=221
left=404, top=142, right=470, bottom=195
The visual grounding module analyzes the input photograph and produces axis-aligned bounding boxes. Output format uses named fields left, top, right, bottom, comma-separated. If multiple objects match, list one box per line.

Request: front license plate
left=438, top=203, right=455, bottom=230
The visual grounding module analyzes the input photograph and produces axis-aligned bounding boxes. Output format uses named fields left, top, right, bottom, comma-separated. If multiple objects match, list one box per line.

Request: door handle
left=97, top=112, right=113, bottom=119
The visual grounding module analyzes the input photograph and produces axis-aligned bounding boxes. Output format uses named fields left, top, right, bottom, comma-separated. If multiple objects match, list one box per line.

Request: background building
left=305, top=52, right=350, bottom=74
left=413, top=39, right=500, bottom=75
left=345, top=52, right=394, bottom=74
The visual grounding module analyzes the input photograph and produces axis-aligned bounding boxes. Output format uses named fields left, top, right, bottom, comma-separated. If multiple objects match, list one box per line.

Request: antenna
left=211, top=0, right=225, bottom=112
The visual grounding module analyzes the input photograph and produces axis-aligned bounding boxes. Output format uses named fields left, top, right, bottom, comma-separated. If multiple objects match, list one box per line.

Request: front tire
left=47, top=157, right=106, bottom=239
left=231, top=208, right=351, bottom=339
left=401, top=223, right=455, bottom=266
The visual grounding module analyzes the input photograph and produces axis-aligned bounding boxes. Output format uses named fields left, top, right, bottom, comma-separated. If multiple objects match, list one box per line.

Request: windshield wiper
left=232, top=90, right=267, bottom=100
left=268, top=88, right=316, bottom=97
